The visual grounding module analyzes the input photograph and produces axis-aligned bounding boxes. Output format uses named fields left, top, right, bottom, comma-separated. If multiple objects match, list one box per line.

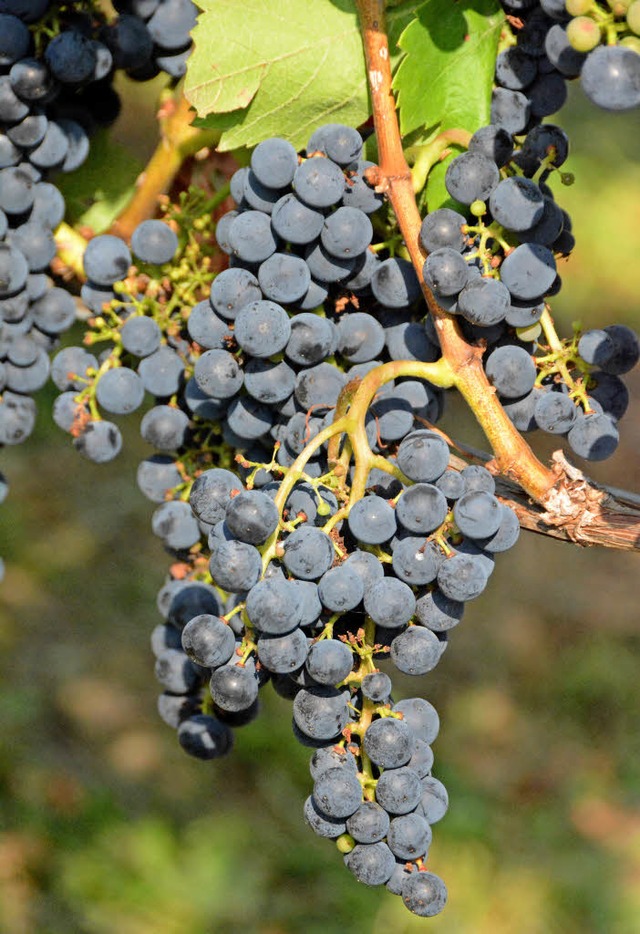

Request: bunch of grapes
left=40, top=106, right=635, bottom=913
left=0, top=0, right=639, bottom=918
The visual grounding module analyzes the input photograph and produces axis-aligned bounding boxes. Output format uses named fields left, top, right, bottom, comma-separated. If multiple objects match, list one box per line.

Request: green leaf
left=393, top=0, right=504, bottom=139
left=186, top=0, right=421, bottom=152
left=54, top=131, right=144, bottom=234
left=185, top=0, right=368, bottom=151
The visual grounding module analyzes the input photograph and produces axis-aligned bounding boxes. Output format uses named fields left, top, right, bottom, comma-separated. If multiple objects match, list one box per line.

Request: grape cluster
left=50, top=219, right=189, bottom=464
left=426, top=117, right=638, bottom=460
left=155, top=426, right=520, bottom=916
left=304, top=702, right=448, bottom=916
left=504, top=323, right=638, bottom=459
left=498, top=0, right=640, bottom=112
left=37, top=114, right=639, bottom=917
left=0, top=0, right=635, bottom=916
left=0, top=5, right=115, bottom=447
left=51, top=124, right=444, bottom=467
left=0, top=0, right=201, bottom=453
left=430, top=121, right=571, bottom=319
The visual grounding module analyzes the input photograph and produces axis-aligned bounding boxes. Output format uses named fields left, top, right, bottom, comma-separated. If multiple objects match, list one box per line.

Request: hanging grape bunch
left=1, top=0, right=639, bottom=921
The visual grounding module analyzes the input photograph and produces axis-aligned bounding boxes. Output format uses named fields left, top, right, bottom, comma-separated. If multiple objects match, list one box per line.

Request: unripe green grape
left=566, top=0, right=593, bottom=15
left=470, top=199, right=487, bottom=218
left=620, top=34, right=640, bottom=51
left=566, top=16, right=602, bottom=52
left=516, top=322, right=542, bottom=342
left=336, top=834, right=356, bottom=854
left=606, top=0, right=631, bottom=15
left=627, top=0, right=640, bottom=33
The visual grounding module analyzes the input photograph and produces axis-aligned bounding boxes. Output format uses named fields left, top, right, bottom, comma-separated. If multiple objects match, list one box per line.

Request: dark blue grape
left=396, top=430, right=450, bottom=483
left=189, top=468, right=239, bottom=524
left=293, top=685, right=351, bottom=741
left=95, top=366, right=145, bottom=414
left=418, top=776, right=449, bottom=824
left=581, top=45, right=640, bottom=112
left=391, top=537, right=441, bottom=587
left=245, top=577, right=302, bottom=634
left=304, top=795, right=347, bottom=839
left=131, top=219, right=179, bottom=264
left=250, top=137, right=298, bottom=188
left=151, top=499, right=200, bottom=550
left=321, top=206, right=372, bottom=258
left=285, top=313, right=335, bottom=366
left=177, top=715, right=233, bottom=760
left=308, top=124, right=363, bottom=165
left=293, top=156, right=345, bottom=208
left=74, top=420, right=122, bottom=463
left=209, top=539, right=262, bottom=593
left=361, top=671, right=392, bottom=703
left=375, top=766, right=422, bottom=814
left=390, top=625, right=444, bottom=675
left=140, top=404, right=188, bottom=451
left=445, top=151, right=500, bottom=204
left=485, top=344, right=536, bottom=398
left=305, top=638, right=353, bottom=684
left=387, top=813, right=432, bottom=861
left=181, top=614, right=235, bottom=668
left=83, top=234, right=131, bottom=286
left=490, top=87, right=531, bottom=134
left=146, top=0, right=197, bottom=51
left=137, top=345, right=184, bottom=397
left=363, top=716, right=413, bottom=769
left=228, top=210, right=278, bottom=263
left=344, top=843, right=395, bottom=886
left=282, top=526, right=334, bottom=580
left=364, top=577, right=416, bottom=628
left=271, top=192, right=324, bottom=244
left=436, top=553, right=487, bottom=602
left=258, top=252, right=310, bottom=304
left=257, top=627, right=308, bottom=673
left=567, top=411, right=619, bottom=460
left=469, top=124, right=514, bottom=167
left=348, top=494, right=397, bottom=544
left=194, top=348, right=243, bottom=399
left=393, top=697, right=439, bottom=744
left=457, top=277, right=510, bottom=327
left=401, top=871, right=448, bottom=917
left=234, top=299, right=291, bottom=358
left=210, top=662, right=259, bottom=713
left=45, top=30, right=97, bottom=84
left=370, top=257, right=421, bottom=308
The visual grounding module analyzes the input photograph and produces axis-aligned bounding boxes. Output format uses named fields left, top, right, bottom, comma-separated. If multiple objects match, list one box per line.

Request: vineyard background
left=0, top=76, right=639, bottom=933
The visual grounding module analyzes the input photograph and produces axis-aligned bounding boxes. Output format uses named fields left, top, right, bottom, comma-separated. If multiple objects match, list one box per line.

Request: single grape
left=344, top=843, right=395, bottom=886
left=401, top=871, right=448, bottom=918
left=390, top=626, right=445, bottom=676
left=131, top=219, right=179, bottom=264
left=181, top=614, right=236, bottom=668
left=580, top=45, right=640, bottom=111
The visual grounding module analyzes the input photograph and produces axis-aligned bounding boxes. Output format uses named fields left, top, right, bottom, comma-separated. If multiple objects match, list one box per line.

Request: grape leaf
left=186, top=0, right=420, bottom=152
left=393, top=0, right=504, bottom=138
left=54, top=131, right=143, bottom=233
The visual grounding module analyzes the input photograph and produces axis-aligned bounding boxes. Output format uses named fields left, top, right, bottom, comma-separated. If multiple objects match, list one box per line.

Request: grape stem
left=259, top=358, right=454, bottom=574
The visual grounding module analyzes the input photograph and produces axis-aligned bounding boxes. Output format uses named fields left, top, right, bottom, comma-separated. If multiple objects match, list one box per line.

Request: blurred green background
left=1, top=77, right=639, bottom=934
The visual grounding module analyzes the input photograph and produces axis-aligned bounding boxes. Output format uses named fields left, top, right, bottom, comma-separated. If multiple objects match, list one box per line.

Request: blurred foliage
left=0, top=78, right=639, bottom=934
